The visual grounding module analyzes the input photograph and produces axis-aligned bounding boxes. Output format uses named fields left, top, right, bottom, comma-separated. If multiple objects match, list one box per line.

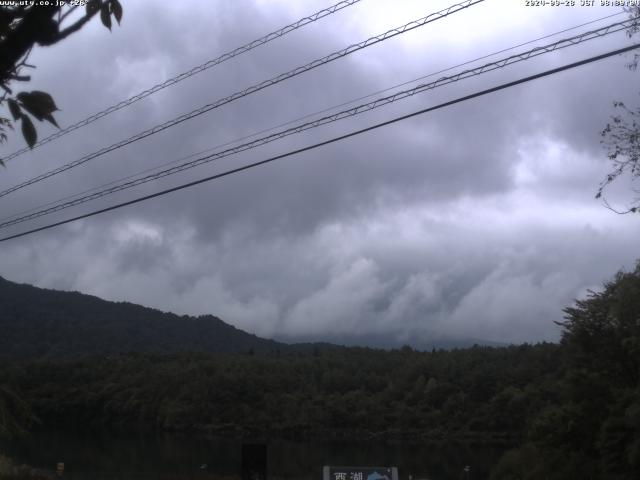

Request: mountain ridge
left=0, top=276, right=503, bottom=360
left=0, top=275, right=294, bottom=360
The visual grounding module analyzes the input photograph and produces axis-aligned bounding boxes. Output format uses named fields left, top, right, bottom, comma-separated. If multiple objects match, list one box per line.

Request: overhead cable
left=2, top=10, right=625, bottom=226
left=0, top=17, right=633, bottom=230
left=3, top=9, right=621, bottom=225
left=1, top=0, right=364, bottom=162
left=0, top=0, right=484, bottom=199
left=1, top=43, right=637, bottom=243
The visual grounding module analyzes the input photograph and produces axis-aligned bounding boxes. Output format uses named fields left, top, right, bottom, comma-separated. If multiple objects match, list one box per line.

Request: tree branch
left=0, top=6, right=59, bottom=84
left=41, top=8, right=98, bottom=45
left=601, top=197, right=637, bottom=215
left=58, top=5, right=79, bottom=26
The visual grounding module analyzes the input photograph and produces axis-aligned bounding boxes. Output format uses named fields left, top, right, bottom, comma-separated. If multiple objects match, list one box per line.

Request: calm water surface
left=1, top=431, right=506, bottom=480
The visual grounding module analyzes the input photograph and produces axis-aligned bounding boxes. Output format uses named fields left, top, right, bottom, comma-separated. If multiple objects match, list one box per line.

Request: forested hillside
left=0, top=277, right=494, bottom=357
left=0, top=277, right=293, bottom=359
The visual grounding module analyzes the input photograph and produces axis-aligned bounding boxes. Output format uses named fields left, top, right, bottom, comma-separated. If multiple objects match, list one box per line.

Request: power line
left=2, top=10, right=623, bottom=225
left=0, top=17, right=632, bottom=230
left=0, top=0, right=484, bottom=199
left=1, top=0, right=364, bottom=162
left=1, top=43, right=637, bottom=243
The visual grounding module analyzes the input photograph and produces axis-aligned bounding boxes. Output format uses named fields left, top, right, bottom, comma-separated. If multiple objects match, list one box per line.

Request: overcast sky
left=1, top=0, right=639, bottom=345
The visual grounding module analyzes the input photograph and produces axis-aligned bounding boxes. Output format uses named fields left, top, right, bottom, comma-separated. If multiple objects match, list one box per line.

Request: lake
left=1, top=431, right=506, bottom=480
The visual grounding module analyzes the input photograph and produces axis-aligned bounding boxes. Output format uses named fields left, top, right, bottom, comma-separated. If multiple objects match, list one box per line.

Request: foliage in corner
left=599, top=6, right=640, bottom=214
left=599, top=101, right=640, bottom=214
left=492, top=261, right=640, bottom=479
left=0, top=0, right=123, bottom=157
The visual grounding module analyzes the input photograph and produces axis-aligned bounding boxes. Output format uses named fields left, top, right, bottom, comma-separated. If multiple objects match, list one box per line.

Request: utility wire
left=0, top=0, right=484, bottom=199
left=1, top=10, right=623, bottom=225
left=1, top=43, right=637, bottom=243
left=0, top=17, right=633, bottom=230
left=1, top=0, right=364, bottom=162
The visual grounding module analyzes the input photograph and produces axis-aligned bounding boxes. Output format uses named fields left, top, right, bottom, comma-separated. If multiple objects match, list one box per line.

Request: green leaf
left=25, top=91, right=58, bottom=112
left=7, top=98, right=21, bottom=121
left=100, top=3, right=112, bottom=30
left=42, top=112, right=59, bottom=128
left=21, top=115, right=37, bottom=148
left=17, top=91, right=56, bottom=113
left=16, top=91, right=59, bottom=126
left=110, top=0, right=123, bottom=24
left=19, top=104, right=43, bottom=121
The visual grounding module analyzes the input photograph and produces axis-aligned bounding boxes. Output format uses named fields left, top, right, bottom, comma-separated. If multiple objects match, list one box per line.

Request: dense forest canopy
left=0, top=344, right=562, bottom=439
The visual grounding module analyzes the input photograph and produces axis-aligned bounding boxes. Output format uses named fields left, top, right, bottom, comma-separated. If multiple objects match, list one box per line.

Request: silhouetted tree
left=598, top=6, right=640, bottom=213
left=0, top=0, right=123, bottom=154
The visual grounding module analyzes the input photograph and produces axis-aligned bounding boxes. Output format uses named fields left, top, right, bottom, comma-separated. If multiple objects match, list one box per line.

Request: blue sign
left=323, top=466, right=398, bottom=480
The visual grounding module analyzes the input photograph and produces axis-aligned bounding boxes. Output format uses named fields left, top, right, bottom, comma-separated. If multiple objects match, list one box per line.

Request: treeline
left=492, top=262, right=640, bottom=479
left=0, top=343, right=562, bottom=440
left=0, top=262, right=639, bottom=478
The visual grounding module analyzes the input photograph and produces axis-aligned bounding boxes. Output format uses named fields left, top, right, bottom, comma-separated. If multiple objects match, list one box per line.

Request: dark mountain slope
left=0, top=276, right=289, bottom=359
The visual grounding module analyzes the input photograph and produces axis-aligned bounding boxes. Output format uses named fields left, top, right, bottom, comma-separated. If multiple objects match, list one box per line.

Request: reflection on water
left=1, top=431, right=505, bottom=480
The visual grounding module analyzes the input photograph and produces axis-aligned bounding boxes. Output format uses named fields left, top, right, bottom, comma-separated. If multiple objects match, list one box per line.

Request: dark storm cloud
left=1, top=0, right=639, bottom=344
